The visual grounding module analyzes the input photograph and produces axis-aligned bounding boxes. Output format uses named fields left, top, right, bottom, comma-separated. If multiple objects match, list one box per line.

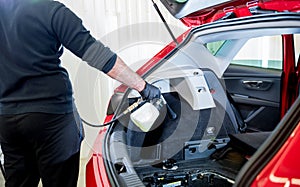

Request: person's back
left=0, top=1, right=106, bottom=186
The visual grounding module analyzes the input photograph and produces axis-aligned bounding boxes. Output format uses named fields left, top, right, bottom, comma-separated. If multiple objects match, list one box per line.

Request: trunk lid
left=160, top=0, right=300, bottom=27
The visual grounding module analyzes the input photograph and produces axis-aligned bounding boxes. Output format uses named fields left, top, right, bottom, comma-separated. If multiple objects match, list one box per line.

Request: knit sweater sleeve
left=50, top=2, right=116, bottom=72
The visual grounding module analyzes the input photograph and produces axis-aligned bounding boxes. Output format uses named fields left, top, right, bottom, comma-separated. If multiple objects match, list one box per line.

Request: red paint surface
left=85, top=115, right=113, bottom=187
left=251, top=121, right=300, bottom=187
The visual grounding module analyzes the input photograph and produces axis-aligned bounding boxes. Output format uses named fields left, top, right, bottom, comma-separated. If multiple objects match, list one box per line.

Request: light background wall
left=58, top=0, right=186, bottom=158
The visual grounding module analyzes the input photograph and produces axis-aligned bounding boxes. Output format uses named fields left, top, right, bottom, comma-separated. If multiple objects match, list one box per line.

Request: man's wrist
left=137, top=81, right=146, bottom=92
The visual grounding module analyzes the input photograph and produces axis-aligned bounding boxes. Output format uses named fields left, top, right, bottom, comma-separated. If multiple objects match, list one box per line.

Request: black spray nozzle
left=166, top=103, right=177, bottom=120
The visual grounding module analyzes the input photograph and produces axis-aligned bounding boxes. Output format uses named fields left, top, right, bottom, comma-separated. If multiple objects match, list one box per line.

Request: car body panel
left=85, top=128, right=109, bottom=187
left=86, top=116, right=112, bottom=187
left=235, top=98, right=300, bottom=186
left=251, top=121, right=300, bottom=187
left=281, top=34, right=299, bottom=117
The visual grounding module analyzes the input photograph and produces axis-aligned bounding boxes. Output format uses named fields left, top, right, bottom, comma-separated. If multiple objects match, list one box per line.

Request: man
left=0, top=0, right=161, bottom=186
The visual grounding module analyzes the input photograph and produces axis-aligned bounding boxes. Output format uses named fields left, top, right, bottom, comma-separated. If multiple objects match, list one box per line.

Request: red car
left=86, top=0, right=300, bottom=186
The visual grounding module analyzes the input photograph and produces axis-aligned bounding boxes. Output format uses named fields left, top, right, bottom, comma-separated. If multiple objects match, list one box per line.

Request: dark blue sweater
left=0, top=0, right=116, bottom=114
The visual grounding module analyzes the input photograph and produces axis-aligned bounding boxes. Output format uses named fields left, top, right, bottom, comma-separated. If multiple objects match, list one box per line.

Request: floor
left=0, top=171, right=3, bottom=187
left=78, top=157, right=88, bottom=187
left=0, top=157, right=88, bottom=187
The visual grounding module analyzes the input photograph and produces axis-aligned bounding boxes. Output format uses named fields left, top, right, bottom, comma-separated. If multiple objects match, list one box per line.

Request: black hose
left=81, top=99, right=146, bottom=128
left=81, top=115, right=122, bottom=128
left=81, top=97, right=177, bottom=128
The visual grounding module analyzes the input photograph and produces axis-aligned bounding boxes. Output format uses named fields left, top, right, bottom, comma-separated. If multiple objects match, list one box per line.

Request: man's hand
left=139, top=82, right=161, bottom=101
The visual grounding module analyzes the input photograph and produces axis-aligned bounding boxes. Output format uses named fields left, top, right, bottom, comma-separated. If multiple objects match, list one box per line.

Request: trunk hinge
left=247, top=0, right=278, bottom=15
left=218, top=6, right=236, bottom=21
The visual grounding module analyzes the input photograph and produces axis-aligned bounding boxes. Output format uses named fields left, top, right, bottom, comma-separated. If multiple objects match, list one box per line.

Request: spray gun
left=131, top=95, right=177, bottom=132
left=82, top=95, right=176, bottom=131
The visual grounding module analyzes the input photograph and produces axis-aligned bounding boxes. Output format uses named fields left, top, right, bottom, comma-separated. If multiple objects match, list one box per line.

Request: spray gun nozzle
left=122, top=99, right=146, bottom=115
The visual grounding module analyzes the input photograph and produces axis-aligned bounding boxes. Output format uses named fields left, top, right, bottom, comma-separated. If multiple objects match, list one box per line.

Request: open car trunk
left=108, top=69, right=247, bottom=186
left=102, top=13, right=300, bottom=187
left=126, top=69, right=243, bottom=186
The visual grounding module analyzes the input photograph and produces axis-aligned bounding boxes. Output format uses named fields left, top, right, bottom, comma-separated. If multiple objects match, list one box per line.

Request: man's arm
left=107, top=56, right=161, bottom=100
left=106, top=56, right=146, bottom=92
left=50, top=3, right=160, bottom=99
